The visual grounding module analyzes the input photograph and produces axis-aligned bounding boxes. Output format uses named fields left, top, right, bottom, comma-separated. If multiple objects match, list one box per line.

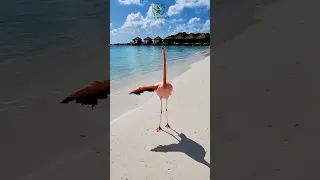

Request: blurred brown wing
left=129, top=85, right=158, bottom=95
left=61, top=79, right=110, bottom=108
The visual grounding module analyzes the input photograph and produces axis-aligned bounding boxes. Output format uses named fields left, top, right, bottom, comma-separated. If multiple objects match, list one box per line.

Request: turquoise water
left=110, top=45, right=209, bottom=80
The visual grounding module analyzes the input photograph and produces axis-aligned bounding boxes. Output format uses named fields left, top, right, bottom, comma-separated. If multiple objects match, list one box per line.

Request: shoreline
left=110, top=47, right=210, bottom=84
left=110, top=48, right=210, bottom=120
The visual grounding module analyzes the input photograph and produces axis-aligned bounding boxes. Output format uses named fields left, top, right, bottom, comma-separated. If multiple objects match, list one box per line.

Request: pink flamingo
left=130, top=47, right=173, bottom=132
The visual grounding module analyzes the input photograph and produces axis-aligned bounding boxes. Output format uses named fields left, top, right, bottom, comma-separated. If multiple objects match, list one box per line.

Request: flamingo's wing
left=129, top=85, right=158, bottom=95
left=60, top=79, right=110, bottom=108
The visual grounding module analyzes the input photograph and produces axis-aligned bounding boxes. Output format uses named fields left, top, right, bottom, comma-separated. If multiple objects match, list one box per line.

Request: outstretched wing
left=129, top=85, right=158, bottom=95
left=60, top=79, right=110, bottom=108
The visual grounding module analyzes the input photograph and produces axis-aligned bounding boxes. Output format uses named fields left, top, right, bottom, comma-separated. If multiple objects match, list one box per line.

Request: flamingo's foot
left=156, top=126, right=162, bottom=132
left=165, top=124, right=171, bottom=128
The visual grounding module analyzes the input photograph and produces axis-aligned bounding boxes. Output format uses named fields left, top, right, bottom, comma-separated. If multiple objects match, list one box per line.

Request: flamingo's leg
left=156, top=98, right=163, bottom=132
left=165, top=99, right=171, bottom=128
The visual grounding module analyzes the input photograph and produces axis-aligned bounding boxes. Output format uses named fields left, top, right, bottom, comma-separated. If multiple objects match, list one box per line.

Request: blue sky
left=110, top=0, right=210, bottom=43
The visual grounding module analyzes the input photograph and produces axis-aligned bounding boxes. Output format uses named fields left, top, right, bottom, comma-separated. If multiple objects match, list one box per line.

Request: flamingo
left=130, top=47, right=173, bottom=132
left=60, top=79, right=110, bottom=108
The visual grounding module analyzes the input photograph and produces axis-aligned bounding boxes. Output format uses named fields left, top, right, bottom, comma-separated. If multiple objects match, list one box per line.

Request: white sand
left=110, top=56, right=210, bottom=180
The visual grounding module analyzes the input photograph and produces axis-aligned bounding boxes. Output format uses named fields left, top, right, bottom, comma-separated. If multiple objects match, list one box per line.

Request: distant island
left=111, top=32, right=210, bottom=46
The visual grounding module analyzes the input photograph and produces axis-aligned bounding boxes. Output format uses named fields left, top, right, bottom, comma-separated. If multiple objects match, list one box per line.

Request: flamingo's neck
left=162, top=49, right=167, bottom=85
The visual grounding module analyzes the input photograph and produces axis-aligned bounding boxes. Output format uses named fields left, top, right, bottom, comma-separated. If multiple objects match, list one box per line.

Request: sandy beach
left=110, top=56, right=210, bottom=180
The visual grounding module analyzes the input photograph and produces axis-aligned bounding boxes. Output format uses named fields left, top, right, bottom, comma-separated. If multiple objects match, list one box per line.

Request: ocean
left=110, top=45, right=209, bottom=81
left=0, top=0, right=108, bottom=107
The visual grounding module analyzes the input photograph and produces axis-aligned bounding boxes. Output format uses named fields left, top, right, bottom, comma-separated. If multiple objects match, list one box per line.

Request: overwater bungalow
left=184, top=34, right=196, bottom=45
left=163, top=36, right=174, bottom=45
left=143, top=36, right=153, bottom=45
left=195, top=33, right=210, bottom=45
left=123, top=32, right=210, bottom=46
left=132, top=37, right=142, bottom=45
left=174, top=34, right=185, bottom=45
left=204, top=33, right=210, bottom=45
left=153, top=36, right=163, bottom=44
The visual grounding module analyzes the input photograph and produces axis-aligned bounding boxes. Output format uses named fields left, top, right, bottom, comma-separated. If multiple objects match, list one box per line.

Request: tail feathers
left=130, top=85, right=158, bottom=95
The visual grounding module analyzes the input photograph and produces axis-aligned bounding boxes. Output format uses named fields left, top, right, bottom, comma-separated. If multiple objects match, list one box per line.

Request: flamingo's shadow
left=150, top=128, right=210, bottom=168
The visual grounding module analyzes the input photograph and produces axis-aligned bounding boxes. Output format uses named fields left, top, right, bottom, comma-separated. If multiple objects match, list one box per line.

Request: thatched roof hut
left=195, top=34, right=206, bottom=39
left=195, top=33, right=210, bottom=43
left=163, top=36, right=174, bottom=44
left=154, top=36, right=162, bottom=40
left=185, top=34, right=196, bottom=40
left=144, top=36, right=152, bottom=41
left=184, top=34, right=196, bottom=44
left=132, top=37, right=142, bottom=44
left=174, top=34, right=185, bottom=44
left=154, top=36, right=163, bottom=44
left=164, top=36, right=174, bottom=40
left=143, top=36, right=153, bottom=44
left=175, top=34, right=185, bottom=40
left=133, top=37, right=142, bottom=41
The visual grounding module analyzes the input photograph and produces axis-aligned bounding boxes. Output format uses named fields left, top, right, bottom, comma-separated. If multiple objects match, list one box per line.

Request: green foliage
left=167, top=32, right=210, bottom=38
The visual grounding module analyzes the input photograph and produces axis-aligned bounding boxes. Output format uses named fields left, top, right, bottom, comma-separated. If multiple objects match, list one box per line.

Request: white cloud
left=111, top=6, right=165, bottom=35
left=187, top=17, right=202, bottom=27
left=172, top=17, right=210, bottom=33
left=168, top=26, right=172, bottom=32
left=146, top=4, right=154, bottom=17
left=117, top=0, right=146, bottom=6
left=202, top=20, right=210, bottom=32
left=110, top=23, right=113, bottom=29
left=168, top=0, right=210, bottom=16
left=169, top=18, right=185, bottom=24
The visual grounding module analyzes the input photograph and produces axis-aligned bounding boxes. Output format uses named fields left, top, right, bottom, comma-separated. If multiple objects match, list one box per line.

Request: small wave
left=0, top=103, right=29, bottom=111
left=0, top=90, right=62, bottom=111
left=197, top=49, right=210, bottom=57
left=0, top=100, right=18, bottom=105
left=0, top=107, right=10, bottom=111
left=13, top=105, right=29, bottom=108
